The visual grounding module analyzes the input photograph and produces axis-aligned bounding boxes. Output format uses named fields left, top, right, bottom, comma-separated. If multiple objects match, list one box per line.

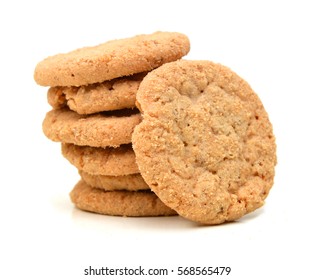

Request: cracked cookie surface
left=132, top=60, right=277, bottom=224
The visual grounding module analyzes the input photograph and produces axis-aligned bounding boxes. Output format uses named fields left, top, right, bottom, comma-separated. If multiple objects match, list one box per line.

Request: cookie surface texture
left=47, top=73, right=144, bottom=114
left=132, top=60, right=277, bottom=225
left=70, top=180, right=177, bottom=217
left=34, top=31, right=190, bottom=86
left=62, top=143, right=139, bottom=176
left=79, top=171, right=149, bottom=191
left=43, top=108, right=141, bottom=147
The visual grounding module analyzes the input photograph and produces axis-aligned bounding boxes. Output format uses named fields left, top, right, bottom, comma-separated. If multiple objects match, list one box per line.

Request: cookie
left=62, top=143, right=139, bottom=176
left=79, top=171, right=149, bottom=191
left=43, top=108, right=141, bottom=147
left=47, top=73, right=145, bottom=114
left=132, top=60, right=277, bottom=225
left=70, top=180, right=177, bottom=217
left=34, top=31, right=190, bottom=87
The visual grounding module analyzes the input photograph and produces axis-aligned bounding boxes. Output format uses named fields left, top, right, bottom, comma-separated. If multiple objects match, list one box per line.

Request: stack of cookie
left=35, top=32, right=190, bottom=217
left=35, top=32, right=277, bottom=225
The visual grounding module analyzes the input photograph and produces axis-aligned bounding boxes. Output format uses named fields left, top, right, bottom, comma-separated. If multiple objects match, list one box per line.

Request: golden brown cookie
left=47, top=73, right=145, bottom=114
left=70, top=180, right=177, bottom=217
left=62, top=143, right=139, bottom=176
left=132, top=60, right=277, bottom=225
left=34, top=32, right=190, bottom=87
left=42, top=108, right=141, bottom=148
left=79, top=171, right=149, bottom=191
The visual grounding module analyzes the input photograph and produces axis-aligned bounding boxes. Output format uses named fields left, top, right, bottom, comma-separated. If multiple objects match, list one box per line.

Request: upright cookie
left=43, top=108, right=141, bottom=147
left=70, top=180, right=177, bottom=217
left=62, top=143, right=139, bottom=176
left=34, top=32, right=190, bottom=87
left=79, top=171, right=149, bottom=191
left=132, top=60, right=277, bottom=225
left=48, top=73, right=145, bottom=114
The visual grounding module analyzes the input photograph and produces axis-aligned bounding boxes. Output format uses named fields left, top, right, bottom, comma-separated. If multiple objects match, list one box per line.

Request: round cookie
left=132, top=60, right=277, bottom=225
left=34, top=31, right=190, bottom=87
left=43, top=108, right=141, bottom=148
left=70, top=180, right=177, bottom=217
left=62, top=143, right=139, bottom=176
left=48, top=73, right=145, bottom=114
left=79, top=171, right=149, bottom=191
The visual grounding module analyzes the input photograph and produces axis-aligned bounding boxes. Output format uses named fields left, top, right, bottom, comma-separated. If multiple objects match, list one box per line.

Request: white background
left=1, top=0, right=313, bottom=279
